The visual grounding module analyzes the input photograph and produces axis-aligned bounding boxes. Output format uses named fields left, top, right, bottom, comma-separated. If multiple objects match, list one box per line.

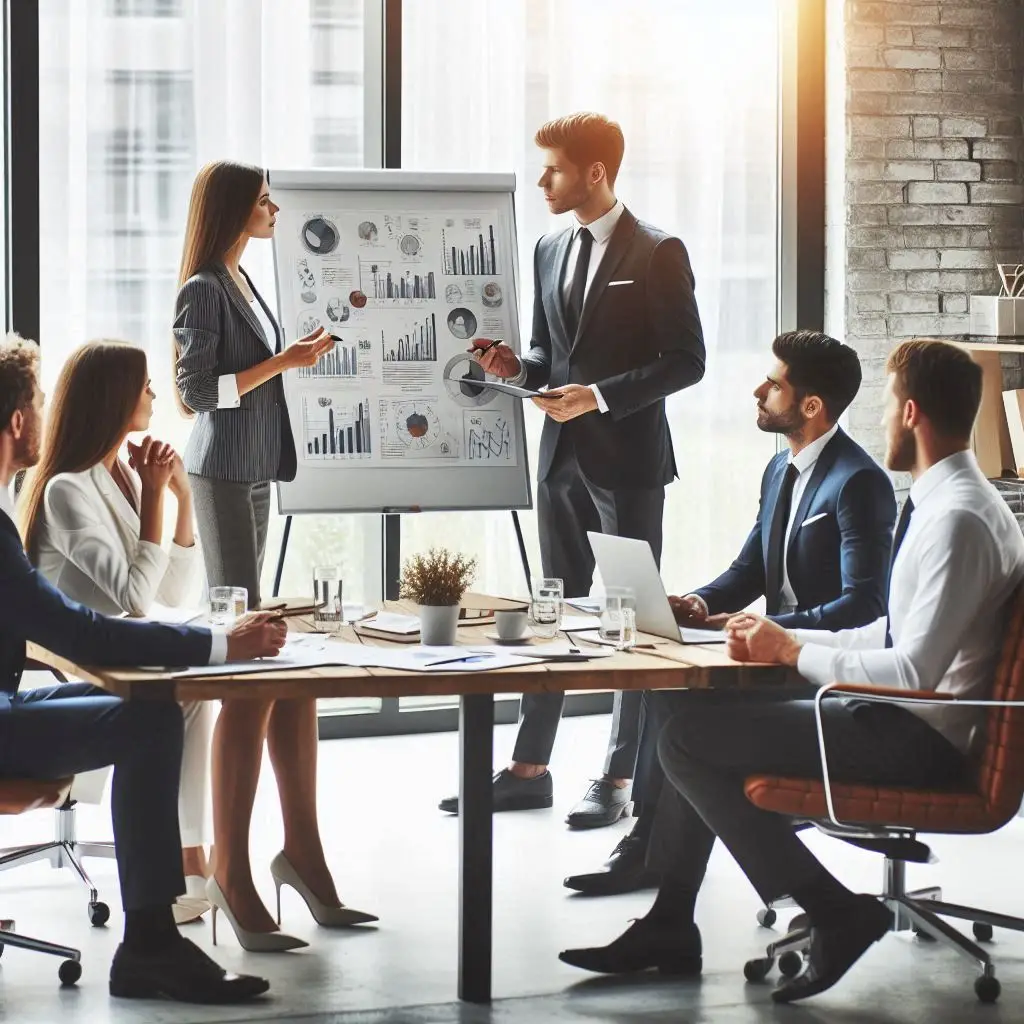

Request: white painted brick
left=849, top=205, right=889, bottom=226
left=888, top=314, right=971, bottom=335
left=883, top=48, right=941, bottom=69
left=940, top=293, right=969, bottom=314
left=912, top=26, right=972, bottom=47
left=904, top=226, right=974, bottom=247
left=938, top=204, right=1023, bottom=226
left=849, top=182, right=909, bottom=204
left=849, top=226, right=905, bottom=247
left=888, top=205, right=940, bottom=226
left=889, top=93, right=944, bottom=115
left=940, top=117, right=988, bottom=138
left=852, top=115, right=912, bottom=139
left=850, top=249, right=888, bottom=269
left=936, top=160, right=982, bottom=181
left=889, top=293, right=940, bottom=313
left=915, top=71, right=943, bottom=93
left=884, top=161, right=935, bottom=180
left=940, top=7, right=993, bottom=29
left=850, top=315, right=889, bottom=337
left=848, top=270, right=908, bottom=292
left=942, top=49, right=996, bottom=71
left=912, top=116, right=940, bottom=139
left=905, top=270, right=942, bottom=291
left=969, top=183, right=1024, bottom=204
left=938, top=249, right=993, bottom=270
left=912, top=140, right=970, bottom=160
left=889, top=249, right=940, bottom=270
left=973, top=139, right=1022, bottom=161
left=885, top=26, right=915, bottom=46
left=849, top=160, right=887, bottom=181
left=906, top=181, right=969, bottom=203
left=855, top=292, right=889, bottom=313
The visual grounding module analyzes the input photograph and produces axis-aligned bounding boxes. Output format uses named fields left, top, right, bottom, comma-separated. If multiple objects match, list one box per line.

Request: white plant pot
left=419, top=604, right=460, bottom=646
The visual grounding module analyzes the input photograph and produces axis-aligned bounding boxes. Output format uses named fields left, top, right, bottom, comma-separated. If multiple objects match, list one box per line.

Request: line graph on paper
left=464, top=411, right=512, bottom=460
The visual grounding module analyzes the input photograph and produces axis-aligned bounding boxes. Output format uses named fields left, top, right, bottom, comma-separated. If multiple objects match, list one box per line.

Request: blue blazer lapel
left=761, top=456, right=791, bottom=568
left=785, top=433, right=844, bottom=565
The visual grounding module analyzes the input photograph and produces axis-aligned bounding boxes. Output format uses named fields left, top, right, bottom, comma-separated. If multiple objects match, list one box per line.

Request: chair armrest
left=811, top=682, right=1024, bottom=830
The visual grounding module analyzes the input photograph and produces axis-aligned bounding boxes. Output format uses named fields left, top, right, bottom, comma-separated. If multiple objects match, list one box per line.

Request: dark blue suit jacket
left=0, top=511, right=213, bottom=704
left=694, top=428, right=896, bottom=630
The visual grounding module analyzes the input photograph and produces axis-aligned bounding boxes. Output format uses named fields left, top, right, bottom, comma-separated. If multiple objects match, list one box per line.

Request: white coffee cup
left=495, top=609, right=529, bottom=641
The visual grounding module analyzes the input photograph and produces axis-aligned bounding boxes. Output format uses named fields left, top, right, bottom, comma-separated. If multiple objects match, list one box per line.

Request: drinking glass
left=529, top=577, right=563, bottom=639
left=209, top=586, right=247, bottom=626
left=599, top=587, right=638, bottom=650
left=313, top=565, right=343, bottom=626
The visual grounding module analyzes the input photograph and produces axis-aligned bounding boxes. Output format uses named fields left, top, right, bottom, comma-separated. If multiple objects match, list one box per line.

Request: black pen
left=469, top=339, right=502, bottom=355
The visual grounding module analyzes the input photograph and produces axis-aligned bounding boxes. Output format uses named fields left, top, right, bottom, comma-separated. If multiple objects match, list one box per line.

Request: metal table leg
left=458, top=692, right=494, bottom=1003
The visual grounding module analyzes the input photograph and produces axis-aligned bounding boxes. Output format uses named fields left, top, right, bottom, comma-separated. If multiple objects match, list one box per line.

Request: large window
left=400, top=0, right=780, bottom=600
left=38, top=0, right=374, bottom=607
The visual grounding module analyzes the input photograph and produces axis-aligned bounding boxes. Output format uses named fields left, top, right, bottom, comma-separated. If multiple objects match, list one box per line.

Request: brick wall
left=826, top=0, right=1024, bottom=462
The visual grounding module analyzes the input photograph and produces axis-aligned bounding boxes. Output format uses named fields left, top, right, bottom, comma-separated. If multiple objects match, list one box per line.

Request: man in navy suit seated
left=0, top=335, right=284, bottom=1005
left=565, top=330, right=896, bottom=895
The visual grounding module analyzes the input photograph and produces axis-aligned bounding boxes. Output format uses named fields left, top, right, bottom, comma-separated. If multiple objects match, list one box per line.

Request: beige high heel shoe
left=270, top=851, right=378, bottom=927
left=206, top=877, right=308, bottom=952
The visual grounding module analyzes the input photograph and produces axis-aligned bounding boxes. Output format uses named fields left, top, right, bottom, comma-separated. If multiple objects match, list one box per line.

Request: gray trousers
left=646, top=690, right=967, bottom=904
left=189, top=475, right=271, bottom=610
left=512, top=438, right=665, bottom=776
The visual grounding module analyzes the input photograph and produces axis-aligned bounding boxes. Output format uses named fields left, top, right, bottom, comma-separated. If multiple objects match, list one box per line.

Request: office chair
left=0, top=777, right=83, bottom=986
left=741, top=586, right=1024, bottom=1004
left=0, top=661, right=116, bottom=927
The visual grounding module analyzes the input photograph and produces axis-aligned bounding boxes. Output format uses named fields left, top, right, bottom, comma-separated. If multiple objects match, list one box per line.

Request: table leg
left=458, top=692, right=494, bottom=1003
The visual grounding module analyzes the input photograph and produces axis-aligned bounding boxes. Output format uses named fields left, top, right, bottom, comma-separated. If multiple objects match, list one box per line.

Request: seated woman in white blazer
left=18, top=340, right=212, bottom=925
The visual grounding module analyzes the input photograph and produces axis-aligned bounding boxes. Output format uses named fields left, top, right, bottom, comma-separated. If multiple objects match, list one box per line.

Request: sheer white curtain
left=401, top=0, right=780, bottom=597
left=37, top=0, right=378, bottom=605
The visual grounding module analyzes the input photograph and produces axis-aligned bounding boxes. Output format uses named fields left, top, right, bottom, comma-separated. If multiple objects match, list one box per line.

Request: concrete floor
left=1, top=707, right=1023, bottom=1023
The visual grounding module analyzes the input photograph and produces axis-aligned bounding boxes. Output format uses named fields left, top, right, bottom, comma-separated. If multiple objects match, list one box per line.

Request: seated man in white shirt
left=558, top=339, right=1024, bottom=1004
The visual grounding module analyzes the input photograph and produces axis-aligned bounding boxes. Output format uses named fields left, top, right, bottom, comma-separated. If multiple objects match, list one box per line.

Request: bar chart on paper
left=302, top=394, right=373, bottom=459
left=382, top=314, right=437, bottom=362
left=441, top=219, right=500, bottom=276
left=298, top=337, right=372, bottom=379
left=360, top=259, right=436, bottom=300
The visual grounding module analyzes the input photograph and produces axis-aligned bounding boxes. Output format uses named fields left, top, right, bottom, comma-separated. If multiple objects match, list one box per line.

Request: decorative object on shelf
left=400, top=547, right=477, bottom=646
left=970, top=264, right=1024, bottom=337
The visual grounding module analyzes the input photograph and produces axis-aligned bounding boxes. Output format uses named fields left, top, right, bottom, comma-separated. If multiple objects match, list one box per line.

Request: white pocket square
left=800, top=512, right=829, bottom=527
left=607, top=280, right=634, bottom=287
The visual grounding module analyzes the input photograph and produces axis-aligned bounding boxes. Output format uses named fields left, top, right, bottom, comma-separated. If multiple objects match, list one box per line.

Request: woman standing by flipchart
left=172, top=160, right=374, bottom=950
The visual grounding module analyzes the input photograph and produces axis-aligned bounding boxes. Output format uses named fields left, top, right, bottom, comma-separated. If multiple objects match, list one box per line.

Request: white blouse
left=33, top=462, right=197, bottom=617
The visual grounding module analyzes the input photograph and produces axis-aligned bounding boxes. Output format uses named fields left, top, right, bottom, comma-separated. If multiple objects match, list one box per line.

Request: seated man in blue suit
left=0, top=335, right=284, bottom=1005
left=565, top=329, right=896, bottom=895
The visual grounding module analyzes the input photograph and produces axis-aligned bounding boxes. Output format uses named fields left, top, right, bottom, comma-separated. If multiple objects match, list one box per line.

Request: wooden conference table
left=27, top=605, right=802, bottom=1004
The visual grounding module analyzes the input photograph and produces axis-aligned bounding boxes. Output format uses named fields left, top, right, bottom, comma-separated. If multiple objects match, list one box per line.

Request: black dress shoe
left=565, top=779, right=633, bottom=829
left=109, top=937, right=270, bottom=1004
left=563, top=829, right=659, bottom=895
left=772, top=896, right=892, bottom=1003
left=559, top=916, right=702, bottom=976
left=438, top=768, right=553, bottom=814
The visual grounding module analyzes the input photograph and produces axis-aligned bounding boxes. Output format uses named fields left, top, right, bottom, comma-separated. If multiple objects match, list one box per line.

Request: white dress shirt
left=0, top=481, right=12, bottom=521
left=779, top=423, right=839, bottom=612
left=511, top=200, right=625, bottom=413
left=27, top=465, right=226, bottom=664
left=793, top=450, right=1024, bottom=754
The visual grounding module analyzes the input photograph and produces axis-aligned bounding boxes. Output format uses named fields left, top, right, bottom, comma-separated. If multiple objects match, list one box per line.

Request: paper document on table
left=359, top=612, right=420, bottom=635
left=165, top=634, right=378, bottom=677
left=560, top=613, right=601, bottom=631
left=144, top=604, right=207, bottom=626
left=679, top=627, right=727, bottom=645
left=357, top=645, right=535, bottom=672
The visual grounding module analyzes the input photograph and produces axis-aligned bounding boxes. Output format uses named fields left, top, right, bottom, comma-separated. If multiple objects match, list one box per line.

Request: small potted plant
left=400, top=547, right=477, bottom=645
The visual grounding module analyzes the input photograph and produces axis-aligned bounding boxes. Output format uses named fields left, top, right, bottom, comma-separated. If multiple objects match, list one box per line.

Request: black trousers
left=0, top=682, right=186, bottom=911
left=646, top=690, right=967, bottom=905
left=513, top=437, right=665, bottom=774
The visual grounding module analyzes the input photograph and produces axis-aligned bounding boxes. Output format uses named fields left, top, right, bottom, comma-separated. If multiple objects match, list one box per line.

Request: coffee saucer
left=486, top=633, right=532, bottom=645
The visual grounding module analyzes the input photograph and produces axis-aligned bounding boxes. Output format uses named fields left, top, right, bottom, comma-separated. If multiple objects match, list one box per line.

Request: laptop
left=587, top=532, right=727, bottom=645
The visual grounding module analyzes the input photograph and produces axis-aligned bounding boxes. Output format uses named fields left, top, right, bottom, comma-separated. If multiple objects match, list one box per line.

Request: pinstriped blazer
left=173, top=263, right=297, bottom=483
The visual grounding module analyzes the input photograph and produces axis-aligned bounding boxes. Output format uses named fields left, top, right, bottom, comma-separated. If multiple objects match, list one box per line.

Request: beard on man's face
left=15, top=418, right=41, bottom=469
left=756, top=403, right=803, bottom=436
left=885, top=425, right=916, bottom=473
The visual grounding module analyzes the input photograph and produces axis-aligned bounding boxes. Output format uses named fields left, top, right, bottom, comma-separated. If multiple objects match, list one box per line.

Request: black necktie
left=765, top=463, right=799, bottom=616
left=564, top=227, right=593, bottom=339
left=884, top=497, right=915, bottom=649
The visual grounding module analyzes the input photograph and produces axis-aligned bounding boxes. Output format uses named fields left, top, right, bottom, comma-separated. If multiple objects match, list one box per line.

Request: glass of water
left=599, top=587, right=638, bottom=650
left=209, top=586, right=247, bottom=626
left=529, top=577, right=563, bottom=639
left=313, top=565, right=343, bottom=626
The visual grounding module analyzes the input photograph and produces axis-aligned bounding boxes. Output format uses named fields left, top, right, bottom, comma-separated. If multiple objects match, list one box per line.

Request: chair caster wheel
left=756, top=908, right=777, bottom=928
left=973, top=922, right=994, bottom=943
left=744, top=957, right=773, bottom=982
left=913, top=926, right=936, bottom=942
left=778, top=951, right=803, bottom=978
left=58, top=960, right=81, bottom=986
left=975, top=975, right=1000, bottom=1003
left=88, top=901, right=109, bottom=927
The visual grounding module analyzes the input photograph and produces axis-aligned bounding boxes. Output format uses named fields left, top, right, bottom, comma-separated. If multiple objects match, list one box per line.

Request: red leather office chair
left=742, top=586, right=1024, bottom=1003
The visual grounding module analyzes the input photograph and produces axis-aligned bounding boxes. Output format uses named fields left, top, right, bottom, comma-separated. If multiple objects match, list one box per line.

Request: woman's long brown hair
left=173, top=160, right=265, bottom=415
left=19, top=340, right=148, bottom=558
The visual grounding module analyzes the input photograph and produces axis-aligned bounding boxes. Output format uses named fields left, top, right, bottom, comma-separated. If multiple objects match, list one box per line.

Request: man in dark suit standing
left=439, top=112, right=706, bottom=825
left=563, top=331, right=897, bottom=894
left=0, top=335, right=282, bottom=1005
